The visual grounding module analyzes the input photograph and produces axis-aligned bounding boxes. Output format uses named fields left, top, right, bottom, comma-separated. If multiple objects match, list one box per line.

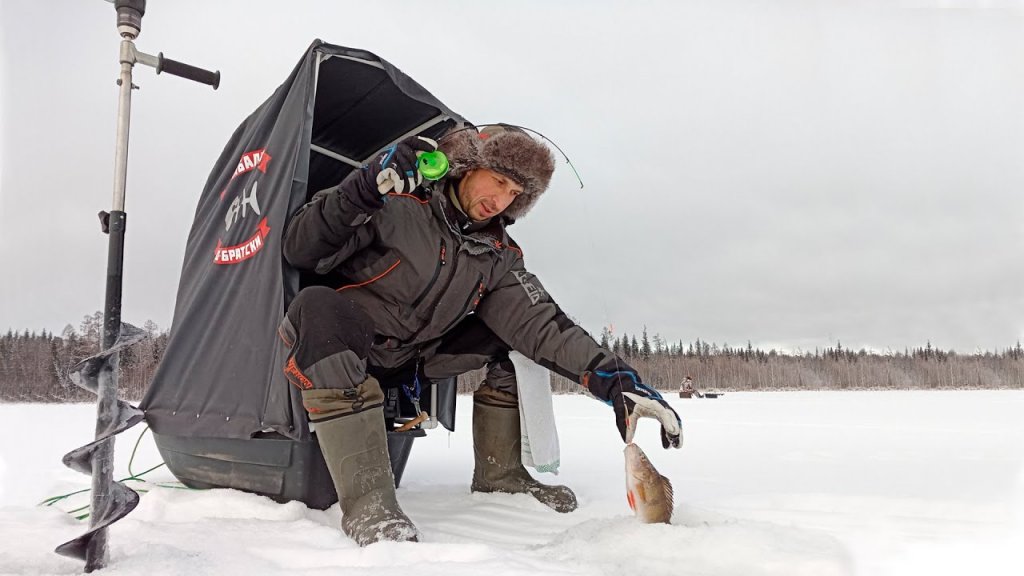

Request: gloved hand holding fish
left=583, top=360, right=683, bottom=448
left=624, top=443, right=675, bottom=524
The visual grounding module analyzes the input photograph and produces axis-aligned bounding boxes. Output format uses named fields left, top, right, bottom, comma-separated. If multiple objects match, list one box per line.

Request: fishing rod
left=418, top=123, right=585, bottom=189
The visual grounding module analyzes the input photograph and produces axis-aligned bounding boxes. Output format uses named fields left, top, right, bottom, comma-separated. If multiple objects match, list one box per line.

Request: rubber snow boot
left=314, top=403, right=419, bottom=545
left=471, top=398, right=578, bottom=513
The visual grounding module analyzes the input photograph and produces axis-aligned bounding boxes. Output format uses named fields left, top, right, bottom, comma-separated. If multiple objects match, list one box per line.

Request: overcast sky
left=1, top=0, right=1022, bottom=353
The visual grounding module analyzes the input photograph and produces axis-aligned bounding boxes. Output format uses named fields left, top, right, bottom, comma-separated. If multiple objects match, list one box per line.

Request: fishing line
left=419, top=123, right=585, bottom=188
left=569, top=152, right=645, bottom=527
left=511, top=126, right=630, bottom=434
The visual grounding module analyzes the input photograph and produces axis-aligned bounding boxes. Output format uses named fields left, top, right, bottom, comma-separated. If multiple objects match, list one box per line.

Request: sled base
left=153, top=428, right=425, bottom=510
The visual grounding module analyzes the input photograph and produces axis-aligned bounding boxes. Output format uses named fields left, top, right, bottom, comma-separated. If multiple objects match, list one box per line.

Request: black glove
left=584, top=361, right=683, bottom=449
left=361, top=135, right=437, bottom=195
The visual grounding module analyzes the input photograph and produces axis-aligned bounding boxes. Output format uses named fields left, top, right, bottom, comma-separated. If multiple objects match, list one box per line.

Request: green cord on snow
left=39, top=424, right=194, bottom=520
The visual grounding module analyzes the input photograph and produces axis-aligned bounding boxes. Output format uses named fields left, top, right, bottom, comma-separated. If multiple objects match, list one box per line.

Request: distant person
left=279, top=124, right=683, bottom=545
left=679, top=375, right=702, bottom=398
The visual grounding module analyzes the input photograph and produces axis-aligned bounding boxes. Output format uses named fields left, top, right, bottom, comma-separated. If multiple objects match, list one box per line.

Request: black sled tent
left=140, top=40, right=467, bottom=508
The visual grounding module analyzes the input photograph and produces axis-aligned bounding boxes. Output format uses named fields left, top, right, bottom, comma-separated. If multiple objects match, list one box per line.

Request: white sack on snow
left=509, top=351, right=560, bottom=474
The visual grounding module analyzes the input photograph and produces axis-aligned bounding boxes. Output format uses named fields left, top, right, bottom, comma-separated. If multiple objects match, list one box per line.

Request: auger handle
left=156, top=53, right=220, bottom=89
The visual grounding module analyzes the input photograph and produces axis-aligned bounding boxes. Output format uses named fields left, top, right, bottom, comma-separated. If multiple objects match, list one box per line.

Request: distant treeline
left=458, top=327, right=1024, bottom=394
left=2, top=316, right=1022, bottom=403
left=0, top=312, right=167, bottom=403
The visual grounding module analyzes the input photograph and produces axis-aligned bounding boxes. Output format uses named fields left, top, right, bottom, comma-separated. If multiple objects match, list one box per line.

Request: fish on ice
left=624, top=443, right=674, bottom=524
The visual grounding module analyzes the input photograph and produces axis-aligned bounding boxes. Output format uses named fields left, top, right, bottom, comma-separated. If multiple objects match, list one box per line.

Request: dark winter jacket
left=282, top=175, right=613, bottom=382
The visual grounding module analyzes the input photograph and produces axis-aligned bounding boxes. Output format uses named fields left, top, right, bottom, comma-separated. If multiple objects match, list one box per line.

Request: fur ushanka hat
left=438, top=124, right=556, bottom=221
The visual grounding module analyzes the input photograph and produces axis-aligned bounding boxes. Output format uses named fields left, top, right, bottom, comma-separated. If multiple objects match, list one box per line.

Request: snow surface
left=1, top=391, right=1022, bottom=576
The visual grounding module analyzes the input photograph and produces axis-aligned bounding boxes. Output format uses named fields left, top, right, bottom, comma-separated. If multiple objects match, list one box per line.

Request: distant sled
left=679, top=390, right=724, bottom=399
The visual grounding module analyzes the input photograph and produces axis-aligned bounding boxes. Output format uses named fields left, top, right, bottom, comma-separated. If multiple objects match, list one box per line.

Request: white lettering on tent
left=233, top=149, right=269, bottom=179
left=220, top=148, right=272, bottom=201
left=224, top=180, right=261, bottom=232
left=213, top=218, right=271, bottom=265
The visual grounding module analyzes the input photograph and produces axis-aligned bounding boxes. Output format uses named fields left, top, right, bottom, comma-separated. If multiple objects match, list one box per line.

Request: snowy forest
left=0, top=312, right=168, bottom=402
left=1, top=314, right=1022, bottom=402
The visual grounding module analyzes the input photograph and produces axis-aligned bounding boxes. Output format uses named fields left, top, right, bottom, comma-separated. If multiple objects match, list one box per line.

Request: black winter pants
left=278, top=286, right=520, bottom=401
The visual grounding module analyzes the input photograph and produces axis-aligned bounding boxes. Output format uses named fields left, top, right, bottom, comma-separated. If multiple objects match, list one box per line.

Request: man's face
left=457, top=168, right=524, bottom=221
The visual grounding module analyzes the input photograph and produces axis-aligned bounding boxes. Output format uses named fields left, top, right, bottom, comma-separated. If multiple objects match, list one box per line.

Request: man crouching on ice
left=278, top=124, right=683, bottom=545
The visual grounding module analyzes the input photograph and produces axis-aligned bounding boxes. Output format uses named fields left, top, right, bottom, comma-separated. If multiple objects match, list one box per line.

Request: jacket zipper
left=438, top=275, right=485, bottom=335
left=410, top=240, right=446, bottom=310
left=407, top=240, right=462, bottom=343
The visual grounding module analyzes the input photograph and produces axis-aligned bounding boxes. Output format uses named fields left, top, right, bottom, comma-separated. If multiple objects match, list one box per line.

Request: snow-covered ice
left=1, top=391, right=1022, bottom=575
